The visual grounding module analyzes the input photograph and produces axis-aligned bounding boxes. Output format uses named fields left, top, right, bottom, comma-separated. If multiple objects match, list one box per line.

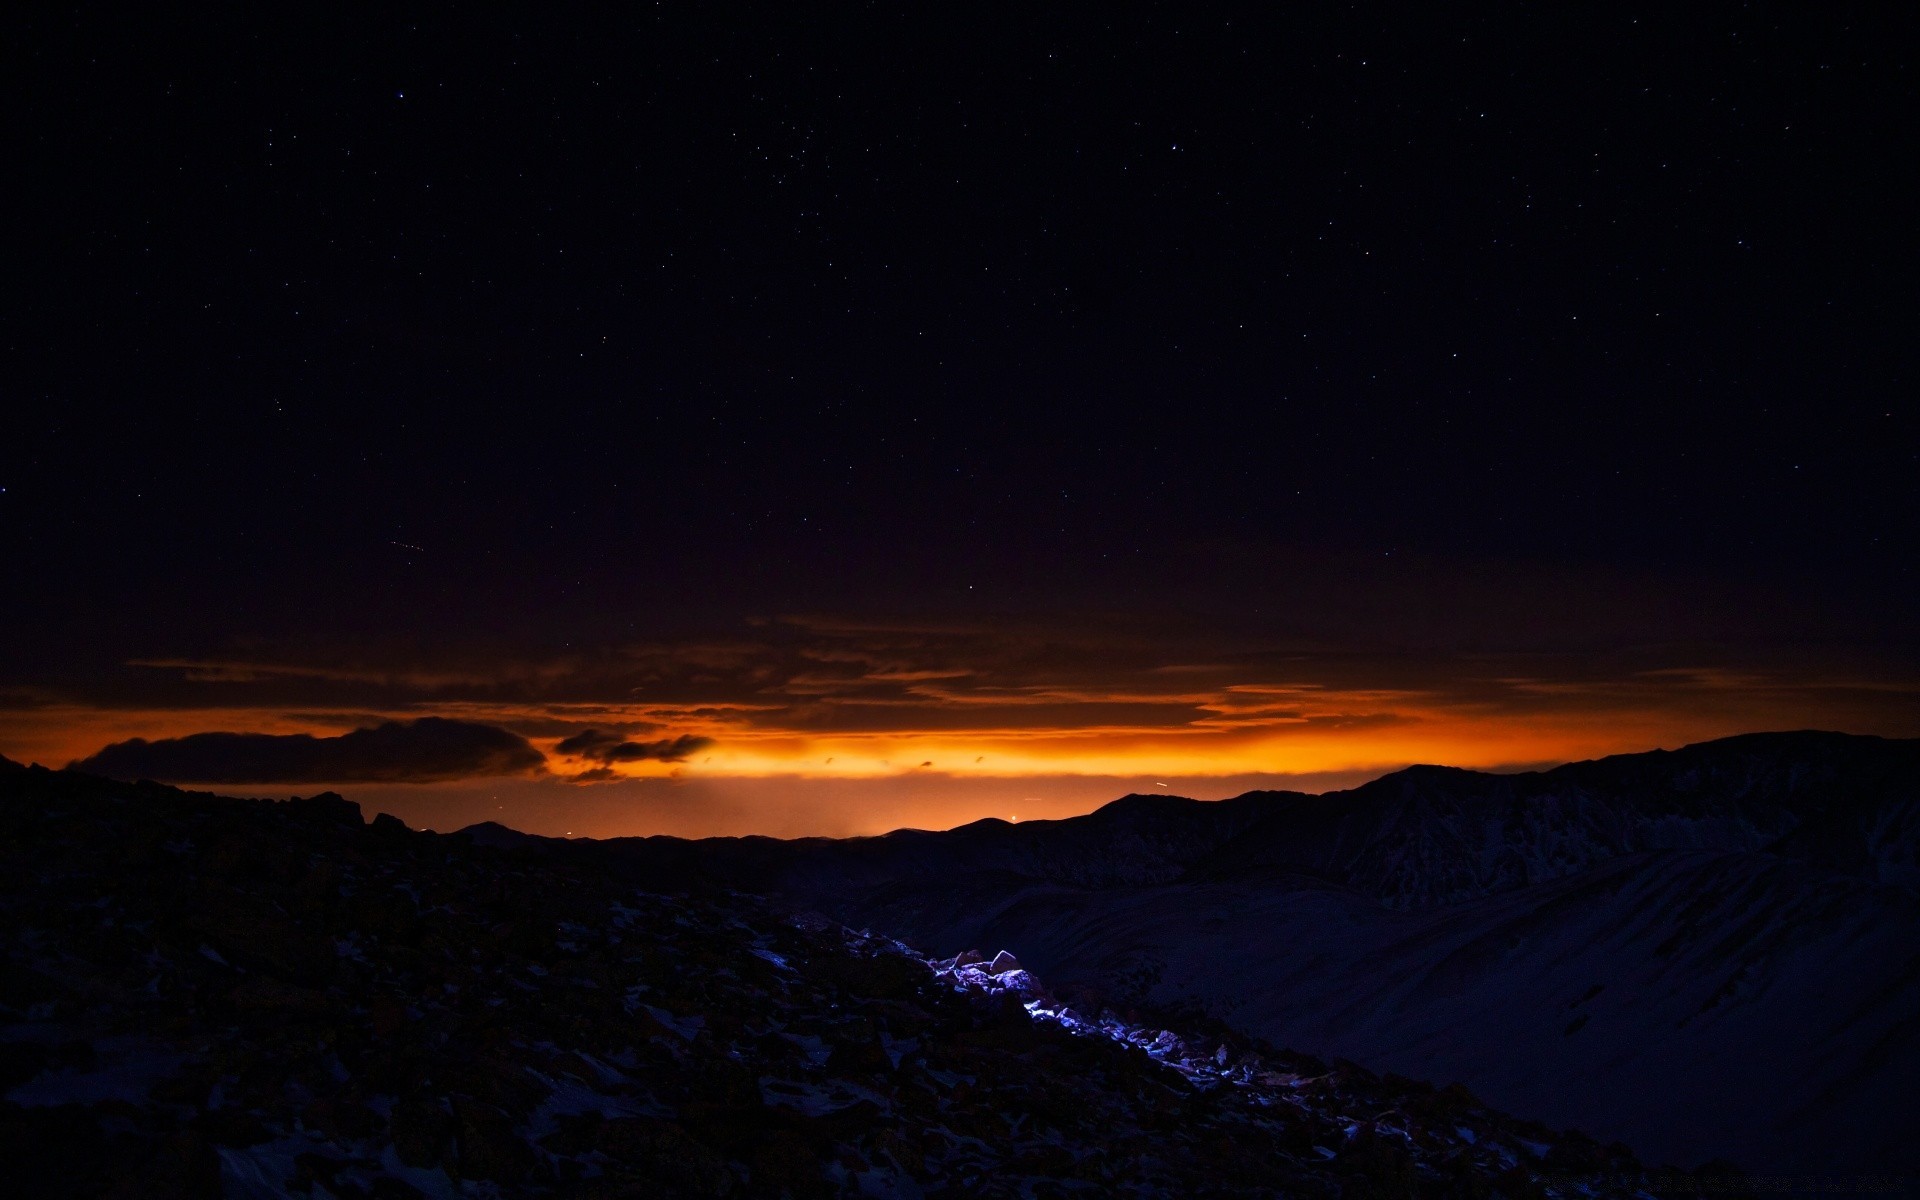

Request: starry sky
left=3, top=6, right=1915, bottom=837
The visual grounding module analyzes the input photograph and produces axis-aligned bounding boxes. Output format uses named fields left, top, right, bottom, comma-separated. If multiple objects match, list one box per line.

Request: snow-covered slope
left=1181, top=731, right=1919, bottom=909
left=636, top=732, right=1920, bottom=1172
left=841, top=845, right=1919, bottom=1172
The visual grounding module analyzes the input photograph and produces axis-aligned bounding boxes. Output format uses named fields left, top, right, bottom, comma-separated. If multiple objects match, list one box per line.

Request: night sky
left=4, top=6, right=1915, bottom=837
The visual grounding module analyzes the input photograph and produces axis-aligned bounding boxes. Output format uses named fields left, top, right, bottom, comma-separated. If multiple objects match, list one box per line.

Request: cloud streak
left=6, top=605, right=1914, bottom=829
left=553, top=730, right=715, bottom=764
left=69, top=717, right=545, bottom=784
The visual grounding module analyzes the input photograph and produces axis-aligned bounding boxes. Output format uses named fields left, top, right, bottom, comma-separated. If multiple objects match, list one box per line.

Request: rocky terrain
left=0, top=756, right=1675, bottom=1198
left=564, top=733, right=1920, bottom=1174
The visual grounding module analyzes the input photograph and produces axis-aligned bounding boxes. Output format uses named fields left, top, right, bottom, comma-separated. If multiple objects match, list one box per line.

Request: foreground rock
left=0, top=761, right=1678, bottom=1197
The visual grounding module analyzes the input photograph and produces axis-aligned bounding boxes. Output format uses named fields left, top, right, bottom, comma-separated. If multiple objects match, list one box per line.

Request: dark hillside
left=0, top=759, right=1661, bottom=1198
left=568, top=734, right=1920, bottom=1172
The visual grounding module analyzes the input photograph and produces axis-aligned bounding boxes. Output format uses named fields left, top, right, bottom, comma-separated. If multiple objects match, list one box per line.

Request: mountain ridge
left=512, top=730, right=1919, bottom=1172
left=525, top=731, right=1916, bottom=910
left=0, top=754, right=1682, bottom=1197
left=10, top=732, right=1915, bottom=1173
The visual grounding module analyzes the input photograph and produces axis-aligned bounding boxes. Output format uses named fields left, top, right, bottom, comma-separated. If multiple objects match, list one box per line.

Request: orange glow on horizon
left=5, top=619, right=1916, bottom=838
left=547, top=718, right=1686, bottom=782
left=7, top=689, right=1904, bottom=789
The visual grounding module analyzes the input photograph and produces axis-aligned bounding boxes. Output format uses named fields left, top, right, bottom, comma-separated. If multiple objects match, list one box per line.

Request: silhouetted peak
left=1223, top=789, right=1316, bottom=804
left=455, top=819, right=551, bottom=849
left=279, top=792, right=363, bottom=827
left=1383, top=763, right=1481, bottom=781
left=1352, top=762, right=1492, bottom=798
left=1588, top=730, right=1900, bottom=771
left=1091, top=792, right=1202, bottom=816
left=1682, top=729, right=1877, bottom=751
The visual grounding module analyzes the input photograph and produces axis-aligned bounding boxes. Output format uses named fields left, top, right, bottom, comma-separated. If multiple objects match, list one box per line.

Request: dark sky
left=4, top=6, right=1915, bottom=835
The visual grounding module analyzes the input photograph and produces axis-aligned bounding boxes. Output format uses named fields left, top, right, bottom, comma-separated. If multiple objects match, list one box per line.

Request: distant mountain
left=0, top=760, right=1666, bottom=1197
left=578, top=731, right=1920, bottom=1173
left=9, top=734, right=1911, bottom=1185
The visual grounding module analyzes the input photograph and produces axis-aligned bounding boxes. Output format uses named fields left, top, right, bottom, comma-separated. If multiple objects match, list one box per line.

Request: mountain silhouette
left=568, top=731, right=1920, bottom=1172
left=3, top=733, right=1913, bottom=1187
left=2, top=755, right=1687, bottom=1196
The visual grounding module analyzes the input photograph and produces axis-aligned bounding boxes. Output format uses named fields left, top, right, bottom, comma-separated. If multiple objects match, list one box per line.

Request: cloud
left=69, top=718, right=546, bottom=784
left=554, top=729, right=714, bottom=764
left=566, top=766, right=622, bottom=784
left=13, top=604, right=1915, bottom=800
left=127, top=658, right=501, bottom=689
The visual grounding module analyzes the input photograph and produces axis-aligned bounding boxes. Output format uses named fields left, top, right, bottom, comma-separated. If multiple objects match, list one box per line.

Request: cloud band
left=69, top=717, right=545, bottom=784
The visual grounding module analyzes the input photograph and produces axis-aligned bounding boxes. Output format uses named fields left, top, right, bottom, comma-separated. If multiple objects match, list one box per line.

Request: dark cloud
left=555, top=730, right=714, bottom=764
left=553, top=729, right=628, bottom=758
left=70, top=718, right=545, bottom=784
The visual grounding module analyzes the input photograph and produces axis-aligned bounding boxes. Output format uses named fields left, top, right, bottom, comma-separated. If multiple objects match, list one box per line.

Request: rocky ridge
left=588, top=733, right=1918, bottom=1172
left=0, top=759, right=1666, bottom=1198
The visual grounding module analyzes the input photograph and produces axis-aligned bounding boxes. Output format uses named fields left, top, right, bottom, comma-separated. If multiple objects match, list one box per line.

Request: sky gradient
left=10, top=581, right=1916, bottom=837
left=4, top=7, right=1914, bottom=836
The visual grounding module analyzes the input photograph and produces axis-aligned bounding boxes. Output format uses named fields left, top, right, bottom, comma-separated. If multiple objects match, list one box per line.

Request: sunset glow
left=9, top=610, right=1913, bottom=838
left=5, top=7, right=1912, bottom=1187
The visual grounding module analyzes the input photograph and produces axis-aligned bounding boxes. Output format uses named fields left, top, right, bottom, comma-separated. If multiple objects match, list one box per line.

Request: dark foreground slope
left=581, top=733, right=1920, bottom=1174
left=1, top=759, right=1667, bottom=1199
